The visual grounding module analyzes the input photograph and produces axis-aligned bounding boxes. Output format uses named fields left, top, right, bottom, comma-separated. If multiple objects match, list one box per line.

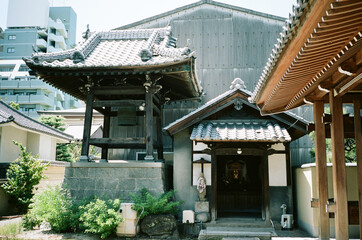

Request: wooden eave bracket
left=326, top=200, right=336, bottom=213
left=311, top=198, right=319, bottom=208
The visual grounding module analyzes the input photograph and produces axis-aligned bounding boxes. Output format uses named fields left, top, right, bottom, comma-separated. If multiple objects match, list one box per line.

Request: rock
left=195, top=212, right=210, bottom=222
left=140, top=214, right=177, bottom=237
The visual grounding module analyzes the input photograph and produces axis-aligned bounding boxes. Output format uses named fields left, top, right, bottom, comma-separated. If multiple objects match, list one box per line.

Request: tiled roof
left=250, top=0, right=309, bottom=102
left=0, top=101, right=73, bottom=141
left=24, top=27, right=194, bottom=69
left=190, top=120, right=291, bottom=142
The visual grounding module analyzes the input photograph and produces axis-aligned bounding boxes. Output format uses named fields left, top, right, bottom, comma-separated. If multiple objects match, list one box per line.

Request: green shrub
left=78, top=198, right=123, bottom=239
left=2, top=141, right=48, bottom=213
left=131, top=188, right=182, bottom=219
left=23, top=185, right=77, bottom=232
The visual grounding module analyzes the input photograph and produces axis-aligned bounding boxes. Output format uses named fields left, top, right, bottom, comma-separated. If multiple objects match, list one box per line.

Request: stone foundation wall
left=63, top=162, right=165, bottom=201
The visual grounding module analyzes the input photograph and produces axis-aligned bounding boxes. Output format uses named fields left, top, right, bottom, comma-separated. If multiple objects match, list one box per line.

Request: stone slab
left=195, top=201, right=209, bottom=213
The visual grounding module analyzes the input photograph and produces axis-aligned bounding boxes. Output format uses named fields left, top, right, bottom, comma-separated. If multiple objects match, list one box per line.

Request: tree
left=9, top=101, right=20, bottom=110
left=39, top=115, right=72, bottom=162
left=2, top=141, right=48, bottom=213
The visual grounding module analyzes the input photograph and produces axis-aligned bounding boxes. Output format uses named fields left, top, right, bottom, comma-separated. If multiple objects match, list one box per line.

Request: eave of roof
left=164, top=79, right=309, bottom=136
left=114, top=0, right=285, bottom=31
left=0, top=101, right=73, bottom=141
left=251, top=0, right=362, bottom=114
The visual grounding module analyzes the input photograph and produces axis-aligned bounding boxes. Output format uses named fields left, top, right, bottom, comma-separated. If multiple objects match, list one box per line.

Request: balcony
left=37, top=29, right=48, bottom=37
left=48, top=18, right=67, bottom=38
left=17, top=95, right=53, bottom=107
left=1, top=95, right=18, bottom=102
left=36, top=38, right=47, bottom=50
left=48, top=33, right=66, bottom=50
left=47, top=45, right=63, bottom=53
left=0, top=80, right=18, bottom=88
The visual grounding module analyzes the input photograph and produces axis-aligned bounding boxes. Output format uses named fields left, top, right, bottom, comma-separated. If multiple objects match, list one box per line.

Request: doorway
left=217, top=155, right=263, bottom=218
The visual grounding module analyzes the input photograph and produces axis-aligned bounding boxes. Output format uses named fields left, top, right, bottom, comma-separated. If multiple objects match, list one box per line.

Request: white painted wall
left=27, top=132, right=40, bottom=156
left=0, top=126, right=27, bottom=162
left=268, top=143, right=287, bottom=186
left=38, top=134, right=55, bottom=160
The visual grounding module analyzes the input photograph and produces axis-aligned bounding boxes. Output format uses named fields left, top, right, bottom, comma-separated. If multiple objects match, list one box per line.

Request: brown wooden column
left=101, top=107, right=111, bottom=162
left=263, top=153, right=270, bottom=222
left=354, top=100, right=362, bottom=240
left=211, top=147, right=217, bottom=222
left=156, top=112, right=164, bottom=160
left=329, top=93, right=349, bottom=239
left=313, top=100, right=329, bottom=239
left=80, top=85, right=94, bottom=162
left=145, top=88, right=154, bottom=161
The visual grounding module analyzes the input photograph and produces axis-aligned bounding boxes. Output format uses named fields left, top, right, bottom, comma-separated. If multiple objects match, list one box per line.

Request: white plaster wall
left=295, top=164, right=360, bottom=238
left=268, top=144, right=287, bottom=186
left=38, top=134, right=56, bottom=161
left=27, top=132, right=40, bottom=156
left=0, top=126, right=27, bottom=162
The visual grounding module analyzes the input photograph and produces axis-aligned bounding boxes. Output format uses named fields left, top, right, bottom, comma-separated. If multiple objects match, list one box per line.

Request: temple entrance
left=217, top=155, right=263, bottom=218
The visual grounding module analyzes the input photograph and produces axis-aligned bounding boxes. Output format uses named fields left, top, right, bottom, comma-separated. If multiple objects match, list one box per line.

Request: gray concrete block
left=95, top=178, right=105, bottom=190
left=145, top=168, right=162, bottom=178
left=111, top=168, right=129, bottom=178
left=74, top=168, right=89, bottom=178
left=64, top=168, right=73, bottom=178
left=104, top=179, right=118, bottom=190
left=129, top=168, right=146, bottom=178
left=119, top=179, right=135, bottom=191
left=83, top=180, right=95, bottom=190
left=64, top=178, right=79, bottom=190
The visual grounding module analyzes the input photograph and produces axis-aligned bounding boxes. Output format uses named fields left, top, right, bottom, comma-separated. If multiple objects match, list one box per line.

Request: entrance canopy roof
left=190, top=120, right=291, bottom=143
left=24, top=26, right=202, bottom=101
left=250, top=0, right=362, bottom=114
left=164, top=78, right=309, bottom=141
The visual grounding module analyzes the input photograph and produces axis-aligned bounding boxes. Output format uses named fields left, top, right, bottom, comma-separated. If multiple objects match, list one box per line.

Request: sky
left=0, top=0, right=296, bottom=43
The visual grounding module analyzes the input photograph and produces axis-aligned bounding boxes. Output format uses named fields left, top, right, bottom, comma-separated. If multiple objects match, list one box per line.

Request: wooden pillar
left=156, top=113, right=164, bottom=160
left=80, top=85, right=94, bottom=162
left=211, top=147, right=217, bottom=222
left=354, top=100, right=362, bottom=240
left=313, top=100, right=329, bottom=239
left=263, top=153, right=270, bottom=222
left=145, top=88, right=154, bottom=161
left=101, top=107, right=111, bottom=162
left=329, top=93, right=349, bottom=239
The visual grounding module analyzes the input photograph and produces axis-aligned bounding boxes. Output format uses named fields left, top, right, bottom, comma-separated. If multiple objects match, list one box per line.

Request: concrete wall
left=295, top=163, right=359, bottom=238
left=63, top=162, right=166, bottom=201
left=173, top=129, right=199, bottom=211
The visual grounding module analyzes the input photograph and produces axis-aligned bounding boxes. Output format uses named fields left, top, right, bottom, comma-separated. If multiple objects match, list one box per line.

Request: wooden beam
left=263, top=153, right=270, bottom=222
left=313, top=100, right=330, bottom=239
left=334, top=72, right=362, bottom=98
left=89, top=137, right=145, bottom=148
left=94, top=86, right=145, bottom=96
left=329, top=92, right=349, bottom=239
left=93, top=100, right=144, bottom=108
left=354, top=100, right=362, bottom=240
left=80, top=86, right=94, bottom=161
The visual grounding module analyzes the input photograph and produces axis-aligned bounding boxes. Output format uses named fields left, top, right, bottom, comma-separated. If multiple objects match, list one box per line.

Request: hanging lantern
left=117, top=106, right=137, bottom=126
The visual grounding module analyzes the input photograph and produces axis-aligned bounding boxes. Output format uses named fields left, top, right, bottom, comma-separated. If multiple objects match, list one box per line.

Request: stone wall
left=63, top=162, right=166, bottom=201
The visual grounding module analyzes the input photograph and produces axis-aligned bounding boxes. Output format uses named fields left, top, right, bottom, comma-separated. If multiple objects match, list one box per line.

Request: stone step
left=222, top=238, right=260, bottom=240
left=198, top=227, right=276, bottom=240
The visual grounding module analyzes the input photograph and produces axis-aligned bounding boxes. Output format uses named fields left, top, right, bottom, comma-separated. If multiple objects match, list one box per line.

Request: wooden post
left=211, top=147, right=217, bottom=222
left=353, top=100, right=362, bottom=240
left=145, top=88, right=154, bottom=161
left=263, top=153, right=270, bottom=222
left=156, top=102, right=164, bottom=161
left=313, top=100, right=329, bottom=239
left=329, top=93, right=349, bottom=240
left=80, top=85, right=94, bottom=162
left=101, top=107, right=111, bottom=161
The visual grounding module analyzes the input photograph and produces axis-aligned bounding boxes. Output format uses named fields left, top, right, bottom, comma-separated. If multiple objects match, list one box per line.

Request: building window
left=7, top=47, right=15, bottom=53
left=19, top=65, right=30, bottom=72
left=8, top=35, right=16, bottom=40
left=50, top=28, right=56, bottom=34
left=50, top=41, right=55, bottom=47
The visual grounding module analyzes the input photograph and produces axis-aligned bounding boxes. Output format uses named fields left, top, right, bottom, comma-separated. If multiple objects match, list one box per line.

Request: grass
left=0, top=221, right=23, bottom=238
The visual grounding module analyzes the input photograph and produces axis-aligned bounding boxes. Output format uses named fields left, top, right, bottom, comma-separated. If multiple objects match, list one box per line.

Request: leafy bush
left=23, top=185, right=77, bottom=232
left=131, top=188, right=182, bottom=219
left=78, top=198, right=123, bottom=239
left=2, top=141, right=48, bottom=213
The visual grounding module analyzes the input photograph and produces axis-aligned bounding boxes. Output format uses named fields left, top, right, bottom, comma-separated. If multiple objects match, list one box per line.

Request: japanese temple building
left=24, top=26, right=202, bottom=162
left=164, top=78, right=308, bottom=222
left=250, top=0, right=362, bottom=239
